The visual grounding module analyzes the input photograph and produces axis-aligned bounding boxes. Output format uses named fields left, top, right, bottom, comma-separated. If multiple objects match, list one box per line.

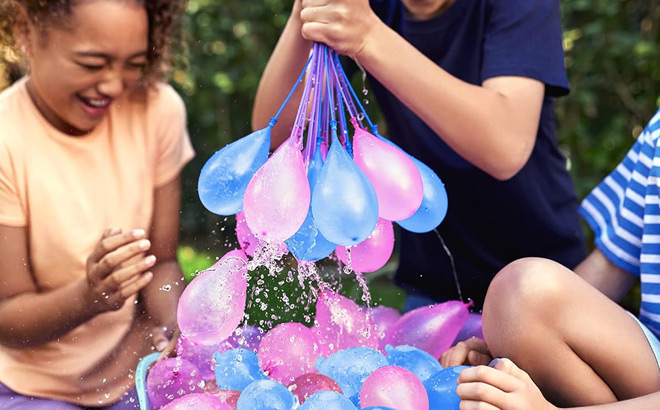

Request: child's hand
left=456, top=358, right=557, bottom=410
left=84, top=228, right=156, bottom=313
left=153, top=325, right=180, bottom=361
left=441, top=336, right=492, bottom=367
left=299, top=0, right=382, bottom=57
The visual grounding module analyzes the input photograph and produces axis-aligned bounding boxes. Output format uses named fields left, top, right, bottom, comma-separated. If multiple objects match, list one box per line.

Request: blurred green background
left=2, top=0, right=659, bottom=322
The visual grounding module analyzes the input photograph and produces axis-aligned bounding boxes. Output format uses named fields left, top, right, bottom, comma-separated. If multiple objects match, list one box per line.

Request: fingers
left=102, top=227, right=122, bottom=238
left=153, top=326, right=180, bottom=361
left=468, top=350, right=494, bottom=366
left=457, top=360, right=547, bottom=410
left=457, top=367, right=517, bottom=410
left=116, top=270, right=153, bottom=300
left=458, top=365, right=519, bottom=393
left=86, top=228, right=156, bottom=312
left=107, top=255, right=156, bottom=289
left=88, top=230, right=152, bottom=281
left=301, top=0, right=329, bottom=8
left=491, top=358, right=534, bottom=384
left=459, top=400, right=500, bottom=410
left=300, top=3, right=332, bottom=24
left=441, top=337, right=490, bottom=367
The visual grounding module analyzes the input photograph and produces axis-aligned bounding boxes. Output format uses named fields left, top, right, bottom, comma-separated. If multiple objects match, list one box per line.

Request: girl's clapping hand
left=84, top=228, right=156, bottom=313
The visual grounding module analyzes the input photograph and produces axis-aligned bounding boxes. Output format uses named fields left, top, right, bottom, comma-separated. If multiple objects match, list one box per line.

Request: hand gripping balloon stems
left=197, top=42, right=449, bottom=269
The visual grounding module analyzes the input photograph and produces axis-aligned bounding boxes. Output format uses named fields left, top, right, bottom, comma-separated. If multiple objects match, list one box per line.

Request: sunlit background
left=1, top=0, right=659, bottom=318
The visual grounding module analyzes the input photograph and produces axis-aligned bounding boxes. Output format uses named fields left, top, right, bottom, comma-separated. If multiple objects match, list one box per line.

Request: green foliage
left=2, top=1, right=658, bottom=313
left=557, top=0, right=660, bottom=198
left=173, top=0, right=292, bottom=241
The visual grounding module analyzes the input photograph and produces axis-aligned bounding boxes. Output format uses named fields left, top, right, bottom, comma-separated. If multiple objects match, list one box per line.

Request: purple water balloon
left=383, top=301, right=469, bottom=359
left=453, top=312, right=484, bottom=345
left=228, top=324, right=264, bottom=353
left=178, top=336, right=234, bottom=381
left=369, top=306, right=401, bottom=352
left=161, top=393, right=232, bottom=410
left=147, top=357, right=203, bottom=409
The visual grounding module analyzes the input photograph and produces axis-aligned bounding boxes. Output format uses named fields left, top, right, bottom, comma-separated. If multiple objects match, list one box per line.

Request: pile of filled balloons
left=197, top=43, right=448, bottom=272
left=142, top=250, right=484, bottom=410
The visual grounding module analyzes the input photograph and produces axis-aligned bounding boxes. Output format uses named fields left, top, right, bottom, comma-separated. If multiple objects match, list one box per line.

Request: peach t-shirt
left=0, top=78, right=194, bottom=406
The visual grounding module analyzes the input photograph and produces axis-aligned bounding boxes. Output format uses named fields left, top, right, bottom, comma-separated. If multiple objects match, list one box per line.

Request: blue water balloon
left=213, top=348, right=267, bottom=391
left=198, top=125, right=271, bottom=215
left=286, top=147, right=336, bottom=260
left=298, top=391, right=358, bottom=410
left=312, top=134, right=379, bottom=246
left=424, top=365, right=470, bottom=410
left=384, top=345, right=443, bottom=383
left=362, top=407, right=396, bottom=410
left=236, top=379, right=295, bottom=410
left=397, top=155, right=448, bottom=233
left=316, top=347, right=387, bottom=399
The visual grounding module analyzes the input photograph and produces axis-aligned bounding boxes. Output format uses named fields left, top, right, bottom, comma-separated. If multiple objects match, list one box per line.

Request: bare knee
left=483, top=258, right=573, bottom=351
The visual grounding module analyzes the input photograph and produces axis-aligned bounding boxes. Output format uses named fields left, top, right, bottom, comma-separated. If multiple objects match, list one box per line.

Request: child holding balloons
left=252, top=0, right=587, bottom=311
left=0, top=0, right=192, bottom=408
left=444, top=109, right=660, bottom=409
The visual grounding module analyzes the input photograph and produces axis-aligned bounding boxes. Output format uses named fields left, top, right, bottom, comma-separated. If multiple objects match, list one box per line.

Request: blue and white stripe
left=580, top=108, right=660, bottom=338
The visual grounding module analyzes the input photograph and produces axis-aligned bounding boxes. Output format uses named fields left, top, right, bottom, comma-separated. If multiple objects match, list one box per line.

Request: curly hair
left=0, top=0, right=187, bottom=85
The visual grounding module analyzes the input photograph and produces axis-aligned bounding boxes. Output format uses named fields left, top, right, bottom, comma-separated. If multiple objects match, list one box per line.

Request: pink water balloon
left=369, top=306, right=401, bottom=352
left=359, top=366, right=429, bottom=410
left=258, top=322, right=319, bottom=384
left=351, top=123, right=423, bottom=221
left=314, top=291, right=378, bottom=356
left=235, top=212, right=287, bottom=258
left=288, top=373, right=343, bottom=404
left=177, top=250, right=248, bottom=345
left=235, top=211, right=258, bottom=257
left=244, top=141, right=310, bottom=242
left=161, top=393, right=232, bottom=410
left=147, top=357, right=203, bottom=409
left=336, top=218, right=394, bottom=273
left=383, top=301, right=469, bottom=359
left=206, top=387, right=240, bottom=410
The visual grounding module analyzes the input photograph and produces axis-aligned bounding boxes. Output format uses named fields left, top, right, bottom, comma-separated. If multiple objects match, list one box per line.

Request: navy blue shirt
left=368, top=0, right=587, bottom=309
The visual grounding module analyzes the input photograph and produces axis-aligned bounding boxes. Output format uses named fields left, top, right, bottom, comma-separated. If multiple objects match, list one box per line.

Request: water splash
left=433, top=228, right=463, bottom=302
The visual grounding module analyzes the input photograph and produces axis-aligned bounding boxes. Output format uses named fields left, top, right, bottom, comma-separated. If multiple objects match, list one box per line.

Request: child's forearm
left=0, top=278, right=101, bottom=348
left=252, top=2, right=312, bottom=149
left=139, top=259, right=183, bottom=333
left=355, top=22, right=543, bottom=180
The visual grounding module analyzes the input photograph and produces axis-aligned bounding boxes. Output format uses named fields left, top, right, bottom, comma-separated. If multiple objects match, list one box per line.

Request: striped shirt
left=580, top=108, right=660, bottom=338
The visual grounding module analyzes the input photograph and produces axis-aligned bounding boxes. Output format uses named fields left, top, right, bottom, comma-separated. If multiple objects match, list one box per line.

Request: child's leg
left=483, top=257, right=660, bottom=407
left=0, top=382, right=83, bottom=409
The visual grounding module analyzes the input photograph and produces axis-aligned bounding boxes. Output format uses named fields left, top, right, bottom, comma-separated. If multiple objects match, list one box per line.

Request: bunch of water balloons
left=146, top=246, right=483, bottom=410
left=197, top=43, right=448, bottom=271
